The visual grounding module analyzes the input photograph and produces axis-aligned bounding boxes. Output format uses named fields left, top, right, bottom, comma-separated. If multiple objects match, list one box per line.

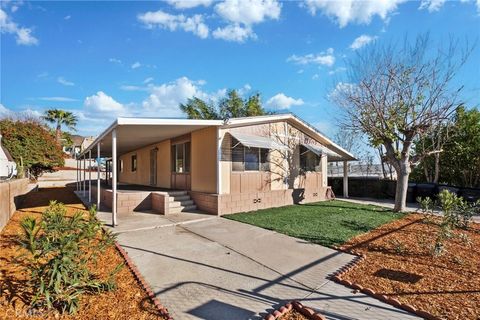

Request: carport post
left=97, top=143, right=101, bottom=209
left=343, top=160, right=349, bottom=198
left=83, top=154, right=86, bottom=195
left=88, top=150, right=92, bottom=203
left=76, top=157, right=79, bottom=191
left=112, top=129, right=117, bottom=227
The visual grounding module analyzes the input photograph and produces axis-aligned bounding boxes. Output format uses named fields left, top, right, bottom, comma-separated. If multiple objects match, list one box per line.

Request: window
left=119, top=159, right=123, bottom=172
left=300, top=145, right=321, bottom=172
left=172, top=142, right=190, bottom=173
left=231, top=138, right=269, bottom=172
left=131, top=154, right=137, bottom=172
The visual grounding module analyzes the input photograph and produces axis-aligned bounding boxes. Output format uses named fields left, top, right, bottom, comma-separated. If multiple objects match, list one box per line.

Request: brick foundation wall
left=189, top=191, right=218, bottom=214
left=0, top=178, right=30, bottom=232
left=152, top=192, right=169, bottom=214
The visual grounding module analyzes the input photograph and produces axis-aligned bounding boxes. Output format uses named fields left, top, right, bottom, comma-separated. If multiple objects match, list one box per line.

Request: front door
left=171, top=141, right=191, bottom=190
left=150, top=148, right=158, bottom=186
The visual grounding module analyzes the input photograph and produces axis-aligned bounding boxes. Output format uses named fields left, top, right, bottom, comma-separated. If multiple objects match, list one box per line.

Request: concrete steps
left=166, top=191, right=197, bottom=213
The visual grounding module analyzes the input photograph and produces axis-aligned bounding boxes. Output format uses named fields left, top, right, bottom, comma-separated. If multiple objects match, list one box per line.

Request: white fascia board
left=116, top=117, right=223, bottom=126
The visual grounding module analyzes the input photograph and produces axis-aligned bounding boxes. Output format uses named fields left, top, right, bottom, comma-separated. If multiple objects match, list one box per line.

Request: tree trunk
left=394, top=162, right=410, bottom=212
left=433, top=153, right=440, bottom=184
left=56, top=124, right=61, bottom=142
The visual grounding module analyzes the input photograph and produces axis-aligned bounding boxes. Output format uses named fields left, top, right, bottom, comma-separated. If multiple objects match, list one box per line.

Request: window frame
left=299, top=145, right=321, bottom=172
left=172, top=142, right=191, bottom=173
left=131, top=154, right=137, bottom=172
left=231, top=138, right=269, bottom=172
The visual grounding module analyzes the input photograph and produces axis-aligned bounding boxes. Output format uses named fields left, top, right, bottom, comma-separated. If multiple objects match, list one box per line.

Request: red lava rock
left=285, top=303, right=292, bottom=311
left=279, top=306, right=288, bottom=314
left=264, top=314, right=275, bottom=320
left=341, top=279, right=353, bottom=286
left=301, top=307, right=315, bottom=316
left=312, top=314, right=327, bottom=320
left=332, top=275, right=341, bottom=282
left=273, top=310, right=282, bottom=317
left=351, top=283, right=362, bottom=290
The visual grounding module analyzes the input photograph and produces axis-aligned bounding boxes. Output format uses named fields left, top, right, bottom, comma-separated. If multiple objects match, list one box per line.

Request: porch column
left=88, top=150, right=92, bottom=203
left=112, top=129, right=117, bottom=227
left=76, top=157, right=79, bottom=191
left=97, top=143, right=101, bottom=209
left=343, top=160, right=349, bottom=198
left=83, top=155, right=86, bottom=195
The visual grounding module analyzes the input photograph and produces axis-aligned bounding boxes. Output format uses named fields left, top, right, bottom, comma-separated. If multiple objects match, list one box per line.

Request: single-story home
left=0, top=134, right=17, bottom=180
left=76, top=113, right=355, bottom=225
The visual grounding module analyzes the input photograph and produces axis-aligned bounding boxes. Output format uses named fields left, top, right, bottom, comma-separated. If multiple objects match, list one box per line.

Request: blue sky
left=1, top=0, right=479, bottom=138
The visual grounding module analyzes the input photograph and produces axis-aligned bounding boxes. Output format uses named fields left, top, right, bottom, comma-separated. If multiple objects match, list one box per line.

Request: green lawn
left=225, top=200, right=405, bottom=247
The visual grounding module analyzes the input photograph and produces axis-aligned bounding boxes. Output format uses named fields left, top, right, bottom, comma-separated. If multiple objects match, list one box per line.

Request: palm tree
left=43, top=109, right=78, bottom=142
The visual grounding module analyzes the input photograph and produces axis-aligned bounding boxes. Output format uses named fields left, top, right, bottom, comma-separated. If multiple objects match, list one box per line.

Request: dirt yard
left=0, top=187, right=166, bottom=320
left=340, top=213, right=480, bottom=320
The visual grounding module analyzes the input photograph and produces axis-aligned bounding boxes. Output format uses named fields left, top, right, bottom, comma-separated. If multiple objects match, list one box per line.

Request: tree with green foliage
left=0, top=118, right=65, bottom=178
left=43, top=109, right=78, bottom=142
left=413, top=106, right=480, bottom=187
left=332, top=34, right=471, bottom=211
left=180, top=89, right=269, bottom=120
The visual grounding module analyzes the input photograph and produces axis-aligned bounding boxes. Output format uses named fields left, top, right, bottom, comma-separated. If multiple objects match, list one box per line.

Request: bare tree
left=331, top=34, right=472, bottom=211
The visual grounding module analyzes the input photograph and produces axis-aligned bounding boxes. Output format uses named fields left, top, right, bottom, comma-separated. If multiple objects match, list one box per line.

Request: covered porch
left=75, top=117, right=223, bottom=227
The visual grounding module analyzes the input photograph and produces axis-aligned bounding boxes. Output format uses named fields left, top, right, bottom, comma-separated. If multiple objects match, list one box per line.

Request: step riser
left=169, top=200, right=194, bottom=208
left=169, top=195, right=190, bottom=202
left=169, top=205, right=197, bottom=213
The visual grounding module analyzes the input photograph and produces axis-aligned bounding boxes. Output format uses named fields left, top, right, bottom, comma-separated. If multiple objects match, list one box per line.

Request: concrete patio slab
left=115, top=216, right=420, bottom=320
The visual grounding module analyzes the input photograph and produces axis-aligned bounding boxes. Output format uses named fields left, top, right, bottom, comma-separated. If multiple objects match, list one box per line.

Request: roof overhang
left=302, top=143, right=342, bottom=160
left=79, top=117, right=223, bottom=158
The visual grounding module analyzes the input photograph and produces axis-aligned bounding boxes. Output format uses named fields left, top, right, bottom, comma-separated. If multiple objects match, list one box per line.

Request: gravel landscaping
left=0, top=187, right=166, bottom=320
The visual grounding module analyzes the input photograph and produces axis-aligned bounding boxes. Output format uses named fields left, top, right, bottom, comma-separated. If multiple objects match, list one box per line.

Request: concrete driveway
left=115, top=216, right=419, bottom=320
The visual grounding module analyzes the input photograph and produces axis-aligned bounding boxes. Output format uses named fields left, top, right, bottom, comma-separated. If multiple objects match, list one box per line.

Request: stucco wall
left=0, top=178, right=30, bottom=232
left=119, top=139, right=171, bottom=188
left=191, top=126, right=217, bottom=193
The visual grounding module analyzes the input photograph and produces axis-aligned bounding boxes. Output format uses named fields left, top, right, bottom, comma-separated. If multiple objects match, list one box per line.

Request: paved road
left=115, top=216, right=419, bottom=320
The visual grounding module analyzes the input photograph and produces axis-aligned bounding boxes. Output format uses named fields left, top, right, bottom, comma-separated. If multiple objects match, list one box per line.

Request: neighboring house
left=0, top=134, right=17, bottom=179
left=76, top=114, right=355, bottom=222
left=63, top=135, right=95, bottom=158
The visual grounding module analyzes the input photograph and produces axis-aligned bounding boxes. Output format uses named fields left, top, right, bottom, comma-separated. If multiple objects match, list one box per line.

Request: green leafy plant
left=438, top=190, right=476, bottom=229
left=389, top=239, right=406, bottom=254
left=19, top=202, right=122, bottom=314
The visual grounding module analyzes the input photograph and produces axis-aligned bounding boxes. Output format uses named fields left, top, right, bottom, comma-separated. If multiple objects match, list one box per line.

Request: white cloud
left=419, top=0, right=446, bottom=12
left=328, top=67, right=347, bottom=75
left=266, top=93, right=304, bottom=110
left=212, top=24, right=255, bottom=42
left=167, top=0, right=213, bottom=9
left=0, top=8, right=38, bottom=46
left=349, top=34, right=377, bottom=50
left=214, top=0, right=281, bottom=25
left=57, top=77, right=75, bottom=86
left=142, top=77, right=209, bottom=116
left=38, top=97, right=78, bottom=102
left=120, top=85, right=148, bottom=91
left=287, top=48, right=335, bottom=67
left=64, top=15, right=71, bottom=20
left=131, top=61, right=141, bottom=69
left=109, top=58, right=122, bottom=64
left=328, top=82, right=357, bottom=101
left=143, top=77, right=154, bottom=84
left=138, top=10, right=209, bottom=39
left=303, top=0, right=405, bottom=28
left=0, top=103, right=13, bottom=117
left=84, top=91, right=127, bottom=115
left=312, top=74, right=319, bottom=80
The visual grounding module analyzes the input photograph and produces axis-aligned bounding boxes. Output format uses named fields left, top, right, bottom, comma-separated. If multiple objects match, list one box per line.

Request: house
left=0, top=134, right=17, bottom=179
left=63, top=135, right=95, bottom=158
left=76, top=114, right=355, bottom=225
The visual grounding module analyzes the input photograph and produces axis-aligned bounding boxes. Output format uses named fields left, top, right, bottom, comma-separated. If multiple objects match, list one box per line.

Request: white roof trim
left=230, top=132, right=289, bottom=151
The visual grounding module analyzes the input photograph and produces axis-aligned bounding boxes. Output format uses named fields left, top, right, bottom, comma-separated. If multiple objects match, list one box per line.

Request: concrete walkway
left=113, top=216, right=420, bottom=320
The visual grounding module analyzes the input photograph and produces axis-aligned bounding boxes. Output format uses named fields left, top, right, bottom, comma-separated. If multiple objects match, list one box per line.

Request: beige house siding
left=119, top=139, right=171, bottom=188
left=191, top=126, right=217, bottom=193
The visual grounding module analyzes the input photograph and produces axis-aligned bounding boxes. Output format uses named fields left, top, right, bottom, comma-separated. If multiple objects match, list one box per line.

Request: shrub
left=438, top=189, right=476, bottom=229
left=19, top=202, right=121, bottom=314
left=0, top=118, right=64, bottom=178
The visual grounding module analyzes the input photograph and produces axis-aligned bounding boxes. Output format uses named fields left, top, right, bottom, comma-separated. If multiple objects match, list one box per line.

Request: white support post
left=88, top=150, right=92, bottom=203
left=343, top=160, right=349, bottom=198
left=97, top=143, right=101, bottom=209
left=112, top=129, right=117, bottom=227
left=216, top=127, right=222, bottom=195
left=83, top=155, right=86, bottom=195
left=76, top=158, right=79, bottom=191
